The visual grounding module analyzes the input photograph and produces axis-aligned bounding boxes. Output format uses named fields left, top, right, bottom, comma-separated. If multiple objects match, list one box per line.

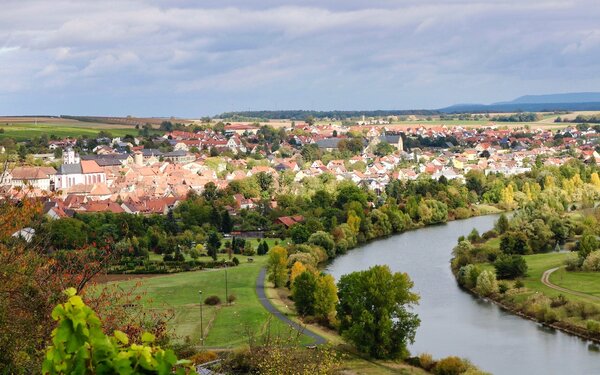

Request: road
left=541, top=267, right=600, bottom=301
left=256, top=268, right=327, bottom=345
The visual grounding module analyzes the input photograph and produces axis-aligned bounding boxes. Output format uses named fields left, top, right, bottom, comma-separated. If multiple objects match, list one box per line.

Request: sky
left=1, top=0, right=600, bottom=117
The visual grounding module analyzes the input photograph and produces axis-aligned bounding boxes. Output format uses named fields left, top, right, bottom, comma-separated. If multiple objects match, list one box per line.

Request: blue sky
left=1, top=0, right=599, bottom=117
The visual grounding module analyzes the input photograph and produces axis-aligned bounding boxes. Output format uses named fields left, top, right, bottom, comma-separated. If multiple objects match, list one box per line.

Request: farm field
left=111, top=254, right=312, bottom=348
left=0, top=117, right=138, bottom=141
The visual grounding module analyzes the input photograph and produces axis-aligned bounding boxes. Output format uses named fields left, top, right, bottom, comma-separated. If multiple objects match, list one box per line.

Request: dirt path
left=541, top=267, right=600, bottom=301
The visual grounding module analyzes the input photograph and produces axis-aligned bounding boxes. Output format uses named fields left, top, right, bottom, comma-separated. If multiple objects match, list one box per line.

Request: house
left=163, top=150, right=196, bottom=163
left=276, top=215, right=304, bottom=228
left=4, top=166, right=56, bottom=190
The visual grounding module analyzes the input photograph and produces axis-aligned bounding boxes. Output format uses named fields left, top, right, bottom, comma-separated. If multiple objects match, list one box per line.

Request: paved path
left=256, top=268, right=327, bottom=345
left=541, top=267, right=600, bottom=301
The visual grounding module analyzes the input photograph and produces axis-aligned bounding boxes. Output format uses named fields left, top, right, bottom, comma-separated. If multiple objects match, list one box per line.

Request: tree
left=290, top=224, right=310, bottom=244
left=495, top=214, right=509, bottom=234
left=374, top=141, right=395, bottom=156
left=221, top=211, right=233, bottom=233
left=577, top=233, right=599, bottom=261
left=494, top=254, right=528, bottom=279
left=475, top=270, right=498, bottom=296
left=337, top=265, right=420, bottom=359
left=290, top=261, right=307, bottom=284
left=308, top=231, right=336, bottom=258
left=500, top=231, right=531, bottom=255
left=206, top=231, right=221, bottom=260
left=314, top=274, right=338, bottom=325
left=292, top=271, right=317, bottom=316
left=257, top=240, right=269, bottom=255
left=267, top=246, right=288, bottom=288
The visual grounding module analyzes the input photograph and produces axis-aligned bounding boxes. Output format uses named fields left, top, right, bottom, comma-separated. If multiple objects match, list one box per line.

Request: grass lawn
left=111, top=255, right=311, bottom=348
left=550, top=268, right=600, bottom=299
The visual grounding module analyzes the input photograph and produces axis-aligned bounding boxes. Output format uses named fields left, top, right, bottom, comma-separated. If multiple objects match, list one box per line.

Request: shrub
left=514, top=280, right=524, bottom=289
left=163, top=253, right=174, bottom=261
left=564, top=254, right=582, bottom=271
left=586, top=320, right=600, bottom=334
left=550, top=294, right=568, bottom=308
left=204, top=295, right=221, bottom=306
left=475, top=270, right=497, bottom=296
left=481, top=229, right=498, bottom=241
left=583, top=250, right=600, bottom=271
left=227, top=294, right=237, bottom=303
left=232, top=256, right=240, bottom=266
left=433, top=356, right=470, bottom=375
left=494, top=254, right=528, bottom=279
left=418, top=353, right=436, bottom=371
left=189, top=350, right=218, bottom=365
left=457, top=264, right=481, bottom=289
left=498, top=282, right=509, bottom=294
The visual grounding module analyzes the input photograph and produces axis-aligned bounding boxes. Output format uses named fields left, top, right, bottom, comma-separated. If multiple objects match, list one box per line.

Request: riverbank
left=458, top=249, right=600, bottom=345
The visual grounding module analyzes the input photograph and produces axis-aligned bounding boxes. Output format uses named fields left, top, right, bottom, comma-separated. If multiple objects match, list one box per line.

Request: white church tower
left=63, top=148, right=80, bottom=165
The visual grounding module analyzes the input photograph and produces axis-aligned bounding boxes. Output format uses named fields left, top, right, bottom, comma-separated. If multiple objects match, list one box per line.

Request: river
left=325, top=215, right=600, bottom=375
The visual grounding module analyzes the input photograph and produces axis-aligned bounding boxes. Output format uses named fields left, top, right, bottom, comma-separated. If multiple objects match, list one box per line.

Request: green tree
left=337, top=265, right=420, bottom=359
left=292, top=271, right=317, bottom=316
left=308, top=231, right=336, bottom=258
left=475, top=270, right=498, bottom=296
left=206, top=231, right=221, bottom=260
left=495, top=214, right=509, bottom=234
left=494, top=254, right=528, bottom=279
left=290, top=224, right=310, bottom=244
left=267, top=246, right=288, bottom=288
left=314, top=273, right=338, bottom=325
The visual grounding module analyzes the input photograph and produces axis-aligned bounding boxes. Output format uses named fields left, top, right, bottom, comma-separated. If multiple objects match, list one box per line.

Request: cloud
left=0, top=0, right=599, bottom=115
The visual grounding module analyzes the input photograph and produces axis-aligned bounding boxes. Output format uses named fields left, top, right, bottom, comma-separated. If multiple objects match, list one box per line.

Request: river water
left=325, top=215, right=600, bottom=375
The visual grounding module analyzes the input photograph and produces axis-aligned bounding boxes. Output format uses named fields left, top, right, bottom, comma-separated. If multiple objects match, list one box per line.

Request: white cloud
left=0, top=0, right=599, bottom=115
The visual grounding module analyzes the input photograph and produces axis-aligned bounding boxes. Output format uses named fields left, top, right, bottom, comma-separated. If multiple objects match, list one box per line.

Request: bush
left=433, top=356, right=470, bottom=375
left=514, top=280, right=524, bottom=289
left=564, top=254, right=583, bottom=271
left=475, top=270, right=497, bottom=296
left=586, top=320, right=600, bottom=334
left=494, top=254, right=528, bottom=279
left=189, top=350, right=218, bottom=365
left=232, top=257, right=240, bottom=266
left=204, top=295, right=221, bottom=306
left=163, top=253, right=174, bottom=261
left=227, top=294, right=237, bottom=303
left=418, top=353, right=436, bottom=371
left=583, top=250, right=600, bottom=271
left=550, top=294, right=568, bottom=308
left=498, top=282, right=509, bottom=294
left=457, top=264, right=481, bottom=289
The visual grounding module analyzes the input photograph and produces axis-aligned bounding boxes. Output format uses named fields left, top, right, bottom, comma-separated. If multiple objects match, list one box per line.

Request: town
left=1, top=116, right=597, bottom=218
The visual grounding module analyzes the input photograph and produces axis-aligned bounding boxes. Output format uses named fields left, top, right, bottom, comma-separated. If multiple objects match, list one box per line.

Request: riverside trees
left=337, top=265, right=420, bottom=359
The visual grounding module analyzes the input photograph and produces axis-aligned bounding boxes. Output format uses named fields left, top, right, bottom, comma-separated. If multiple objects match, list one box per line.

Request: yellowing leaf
left=141, top=332, right=155, bottom=344
left=114, top=330, right=129, bottom=345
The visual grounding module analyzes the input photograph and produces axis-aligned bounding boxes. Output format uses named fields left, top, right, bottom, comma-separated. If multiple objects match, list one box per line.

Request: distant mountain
left=440, top=92, right=600, bottom=113
left=495, top=92, right=600, bottom=105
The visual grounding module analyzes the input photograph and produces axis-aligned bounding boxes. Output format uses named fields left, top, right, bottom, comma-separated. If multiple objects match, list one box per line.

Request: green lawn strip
left=549, top=268, right=600, bottom=299
left=112, top=255, right=310, bottom=348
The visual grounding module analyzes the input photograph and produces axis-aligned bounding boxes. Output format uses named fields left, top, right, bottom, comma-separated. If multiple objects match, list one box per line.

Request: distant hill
left=496, top=92, right=600, bottom=105
left=217, top=109, right=439, bottom=120
left=440, top=92, right=600, bottom=113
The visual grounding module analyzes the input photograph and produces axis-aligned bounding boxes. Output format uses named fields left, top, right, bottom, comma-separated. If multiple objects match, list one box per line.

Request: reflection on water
left=326, top=215, right=600, bottom=375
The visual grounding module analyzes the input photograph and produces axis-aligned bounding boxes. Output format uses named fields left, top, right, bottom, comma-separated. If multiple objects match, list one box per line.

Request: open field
left=0, top=117, right=139, bottom=141
left=111, top=255, right=312, bottom=348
